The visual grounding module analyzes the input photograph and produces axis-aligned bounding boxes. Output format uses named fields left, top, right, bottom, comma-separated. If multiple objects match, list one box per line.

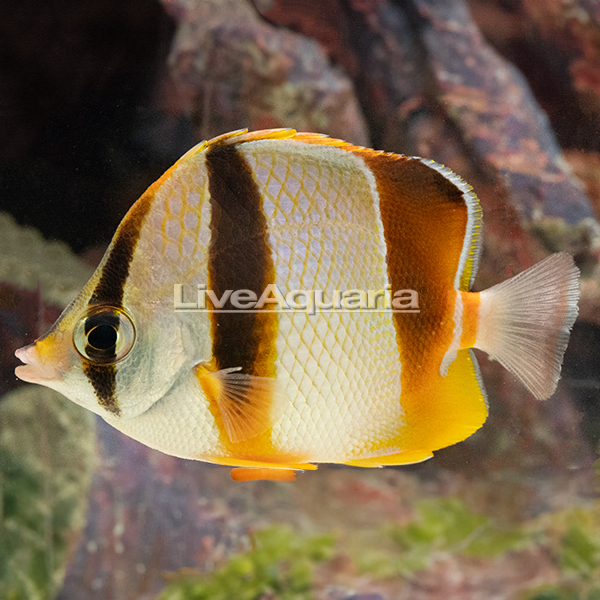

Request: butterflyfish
left=15, top=129, right=580, bottom=482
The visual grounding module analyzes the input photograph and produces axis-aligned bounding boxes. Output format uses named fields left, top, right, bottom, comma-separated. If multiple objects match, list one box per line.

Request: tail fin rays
left=475, top=252, right=579, bottom=400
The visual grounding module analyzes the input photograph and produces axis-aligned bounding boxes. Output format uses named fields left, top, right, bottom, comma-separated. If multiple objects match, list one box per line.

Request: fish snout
left=15, top=343, right=60, bottom=384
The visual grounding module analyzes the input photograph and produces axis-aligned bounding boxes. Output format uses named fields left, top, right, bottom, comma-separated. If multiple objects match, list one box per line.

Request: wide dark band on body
left=360, top=153, right=468, bottom=391
left=206, top=143, right=277, bottom=377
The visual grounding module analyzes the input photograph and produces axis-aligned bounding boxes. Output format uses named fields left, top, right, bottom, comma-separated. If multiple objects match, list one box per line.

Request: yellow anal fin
left=196, top=364, right=285, bottom=444
left=399, top=349, right=487, bottom=454
left=344, top=450, right=433, bottom=468
left=230, top=467, right=297, bottom=482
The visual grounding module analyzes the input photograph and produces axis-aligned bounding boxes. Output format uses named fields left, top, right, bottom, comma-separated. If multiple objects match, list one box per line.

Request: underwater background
left=1, top=0, right=600, bottom=598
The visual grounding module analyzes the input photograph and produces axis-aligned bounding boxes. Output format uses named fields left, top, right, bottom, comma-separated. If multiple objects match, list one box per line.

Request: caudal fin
left=474, top=252, right=579, bottom=400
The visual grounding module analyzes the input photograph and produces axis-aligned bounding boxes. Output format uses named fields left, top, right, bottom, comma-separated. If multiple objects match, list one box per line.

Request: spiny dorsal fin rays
left=195, top=364, right=287, bottom=443
left=186, top=128, right=299, bottom=159
left=173, top=128, right=296, bottom=163
left=221, top=128, right=298, bottom=145
left=214, top=127, right=371, bottom=153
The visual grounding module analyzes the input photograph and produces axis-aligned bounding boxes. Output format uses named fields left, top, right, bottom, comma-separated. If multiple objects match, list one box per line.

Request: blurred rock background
left=1, top=1, right=600, bottom=598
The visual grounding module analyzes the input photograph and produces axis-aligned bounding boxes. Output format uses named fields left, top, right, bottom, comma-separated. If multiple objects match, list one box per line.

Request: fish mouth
left=15, top=344, right=60, bottom=384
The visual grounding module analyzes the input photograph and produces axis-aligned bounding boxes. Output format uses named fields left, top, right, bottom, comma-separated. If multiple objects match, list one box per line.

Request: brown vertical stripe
left=359, top=151, right=489, bottom=455
left=84, top=188, right=156, bottom=415
left=89, top=193, right=155, bottom=306
left=205, top=143, right=278, bottom=378
left=84, top=363, right=119, bottom=415
left=360, top=154, right=468, bottom=393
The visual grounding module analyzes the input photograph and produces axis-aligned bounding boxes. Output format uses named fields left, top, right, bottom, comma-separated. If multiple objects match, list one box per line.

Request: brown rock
left=468, top=0, right=600, bottom=152
left=160, top=0, right=370, bottom=146
left=565, top=149, right=600, bottom=221
left=258, top=0, right=594, bottom=227
left=57, top=421, right=251, bottom=600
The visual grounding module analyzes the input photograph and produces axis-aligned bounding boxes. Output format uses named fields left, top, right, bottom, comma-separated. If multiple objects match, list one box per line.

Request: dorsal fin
left=202, top=128, right=298, bottom=149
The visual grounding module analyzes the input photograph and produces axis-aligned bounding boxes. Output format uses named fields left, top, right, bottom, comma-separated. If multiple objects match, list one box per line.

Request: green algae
left=389, top=497, right=527, bottom=559
left=523, top=505, right=600, bottom=600
left=157, top=496, right=600, bottom=599
left=353, top=495, right=600, bottom=598
left=0, top=387, right=96, bottom=600
left=524, top=588, right=600, bottom=600
left=354, top=496, right=528, bottom=579
left=158, top=524, right=336, bottom=600
left=378, top=497, right=600, bottom=597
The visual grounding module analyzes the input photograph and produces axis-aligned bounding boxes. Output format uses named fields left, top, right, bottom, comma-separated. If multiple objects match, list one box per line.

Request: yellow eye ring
left=73, top=305, right=136, bottom=364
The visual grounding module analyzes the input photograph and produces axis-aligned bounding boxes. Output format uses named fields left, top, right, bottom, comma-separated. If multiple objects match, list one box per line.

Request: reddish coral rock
left=160, top=0, right=370, bottom=146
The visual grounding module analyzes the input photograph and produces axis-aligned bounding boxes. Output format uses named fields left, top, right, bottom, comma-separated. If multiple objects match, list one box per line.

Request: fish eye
left=73, top=306, right=136, bottom=364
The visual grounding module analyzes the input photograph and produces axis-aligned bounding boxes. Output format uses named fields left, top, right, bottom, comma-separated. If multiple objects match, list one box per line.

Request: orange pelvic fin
left=344, top=450, right=433, bottom=468
left=230, top=467, right=298, bottom=482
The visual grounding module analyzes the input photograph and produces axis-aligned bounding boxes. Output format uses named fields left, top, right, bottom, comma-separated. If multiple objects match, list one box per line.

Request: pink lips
left=15, top=344, right=59, bottom=384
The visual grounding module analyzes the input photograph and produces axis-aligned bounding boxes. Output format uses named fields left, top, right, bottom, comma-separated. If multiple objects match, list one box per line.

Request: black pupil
left=84, top=313, right=120, bottom=359
left=88, top=324, right=118, bottom=350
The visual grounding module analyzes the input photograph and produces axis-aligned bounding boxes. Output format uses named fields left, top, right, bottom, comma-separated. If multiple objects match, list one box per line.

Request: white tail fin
left=475, top=252, right=579, bottom=400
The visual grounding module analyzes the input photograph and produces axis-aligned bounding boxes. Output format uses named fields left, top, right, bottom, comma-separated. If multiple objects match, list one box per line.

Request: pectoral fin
left=195, top=364, right=285, bottom=443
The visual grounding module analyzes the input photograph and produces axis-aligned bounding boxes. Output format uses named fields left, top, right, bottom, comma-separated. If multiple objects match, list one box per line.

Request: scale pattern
left=242, top=142, right=404, bottom=461
left=119, top=157, right=221, bottom=457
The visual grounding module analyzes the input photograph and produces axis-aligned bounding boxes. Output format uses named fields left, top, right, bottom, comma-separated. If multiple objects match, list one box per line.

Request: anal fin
left=344, top=450, right=433, bottom=468
left=195, top=363, right=285, bottom=443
